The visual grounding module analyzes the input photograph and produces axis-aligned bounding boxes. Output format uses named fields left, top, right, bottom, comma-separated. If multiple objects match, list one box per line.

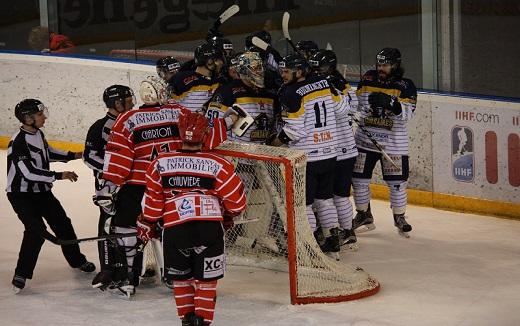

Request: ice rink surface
left=1, top=150, right=519, bottom=326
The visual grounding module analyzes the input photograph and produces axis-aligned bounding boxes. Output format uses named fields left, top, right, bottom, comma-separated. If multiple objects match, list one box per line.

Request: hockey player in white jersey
left=352, top=48, right=417, bottom=237
left=269, top=53, right=350, bottom=259
left=310, top=49, right=359, bottom=249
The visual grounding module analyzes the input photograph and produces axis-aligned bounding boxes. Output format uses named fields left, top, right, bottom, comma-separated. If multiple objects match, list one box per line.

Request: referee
left=6, top=98, right=95, bottom=293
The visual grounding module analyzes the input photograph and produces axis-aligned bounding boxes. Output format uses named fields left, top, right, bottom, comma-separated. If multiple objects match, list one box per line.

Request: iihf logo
left=451, top=126, right=474, bottom=182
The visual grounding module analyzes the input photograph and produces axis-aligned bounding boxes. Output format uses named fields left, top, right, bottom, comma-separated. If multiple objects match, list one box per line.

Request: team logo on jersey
left=451, top=126, right=474, bottom=182
left=250, top=113, right=270, bottom=141
left=203, top=254, right=225, bottom=278
left=176, top=197, right=196, bottom=218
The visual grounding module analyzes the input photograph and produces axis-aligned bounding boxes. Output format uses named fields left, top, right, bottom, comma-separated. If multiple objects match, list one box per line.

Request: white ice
left=1, top=150, right=519, bottom=326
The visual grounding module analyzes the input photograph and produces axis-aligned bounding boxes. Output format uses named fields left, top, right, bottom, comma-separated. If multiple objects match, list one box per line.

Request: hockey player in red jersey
left=99, top=78, right=233, bottom=296
left=138, top=111, right=246, bottom=326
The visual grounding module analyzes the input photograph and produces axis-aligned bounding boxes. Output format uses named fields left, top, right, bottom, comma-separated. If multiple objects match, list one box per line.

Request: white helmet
left=139, top=76, right=168, bottom=105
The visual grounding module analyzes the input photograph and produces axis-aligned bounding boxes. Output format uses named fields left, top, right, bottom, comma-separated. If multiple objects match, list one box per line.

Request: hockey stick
left=348, top=113, right=399, bottom=169
left=282, top=12, right=298, bottom=52
left=40, top=230, right=138, bottom=246
left=208, top=5, right=240, bottom=38
left=251, top=36, right=283, bottom=62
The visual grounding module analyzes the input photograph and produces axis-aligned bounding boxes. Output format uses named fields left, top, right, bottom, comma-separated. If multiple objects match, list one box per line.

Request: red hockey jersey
left=102, top=103, right=227, bottom=186
left=142, top=151, right=246, bottom=228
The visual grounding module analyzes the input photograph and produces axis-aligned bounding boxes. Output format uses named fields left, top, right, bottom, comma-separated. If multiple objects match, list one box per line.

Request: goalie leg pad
left=115, top=227, right=139, bottom=275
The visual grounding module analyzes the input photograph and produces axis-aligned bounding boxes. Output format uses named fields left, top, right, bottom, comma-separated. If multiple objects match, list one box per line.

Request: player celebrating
left=269, top=54, right=350, bottom=259
left=7, top=99, right=95, bottom=293
left=206, top=51, right=277, bottom=143
left=156, top=56, right=181, bottom=84
left=310, top=49, right=359, bottom=248
left=138, top=112, right=246, bottom=326
left=83, top=85, right=133, bottom=290
left=168, top=42, right=224, bottom=112
left=351, top=48, right=417, bottom=236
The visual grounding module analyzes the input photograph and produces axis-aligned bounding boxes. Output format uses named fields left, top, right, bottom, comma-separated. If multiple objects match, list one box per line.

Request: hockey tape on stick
left=348, top=113, right=399, bottom=169
left=282, top=12, right=298, bottom=51
left=252, top=36, right=269, bottom=51
left=212, top=5, right=240, bottom=32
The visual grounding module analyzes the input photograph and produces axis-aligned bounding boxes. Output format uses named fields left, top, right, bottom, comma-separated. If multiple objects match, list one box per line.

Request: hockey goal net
left=212, top=141, right=380, bottom=304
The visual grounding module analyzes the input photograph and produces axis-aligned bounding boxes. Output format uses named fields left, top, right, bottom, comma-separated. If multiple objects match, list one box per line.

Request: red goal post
left=213, top=141, right=380, bottom=304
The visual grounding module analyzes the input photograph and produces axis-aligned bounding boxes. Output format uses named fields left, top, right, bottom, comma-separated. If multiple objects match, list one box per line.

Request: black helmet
left=103, top=85, right=133, bottom=109
left=376, top=48, right=401, bottom=66
left=295, top=40, right=318, bottom=53
left=210, top=37, right=234, bottom=59
left=156, top=56, right=180, bottom=79
left=194, top=42, right=225, bottom=66
left=279, top=53, right=309, bottom=71
left=309, top=49, right=337, bottom=74
left=15, top=99, right=46, bottom=122
left=245, top=30, right=272, bottom=51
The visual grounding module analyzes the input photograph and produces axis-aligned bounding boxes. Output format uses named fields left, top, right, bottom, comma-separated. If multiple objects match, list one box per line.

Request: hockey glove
left=223, top=213, right=236, bottom=231
left=137, top=216, right=158, bottom=243
left=368, top=92, right=402, bottom=115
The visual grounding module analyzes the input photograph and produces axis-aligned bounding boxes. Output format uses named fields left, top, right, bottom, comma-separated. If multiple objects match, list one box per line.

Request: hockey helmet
left=194, top=42, right=225, bottom=67
left=210, top=36, right=235, bottom=59
left=103, top=85, right=134, bottom=109
left=178, top=111, right=209, bottom=145
left=156, top=56, right=180, bottom=80
left=236, top=52, right=265, bottom=88
left=376, top=48, right=401, bottom=67
left=295, top=40, right=319, bottom=55
left=279, top=53, right=309, bottom=71
left=309, top=49, right=337, bottom=75
left=15, top=99, right=47, bottom=123
left=139, top=76, right=169, bottom=105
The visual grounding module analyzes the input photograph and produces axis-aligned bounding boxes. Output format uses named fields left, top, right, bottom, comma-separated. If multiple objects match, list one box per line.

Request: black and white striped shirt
left=6, top=128, right=75, bottom=193
left=83, top=113, right=117, bottom=178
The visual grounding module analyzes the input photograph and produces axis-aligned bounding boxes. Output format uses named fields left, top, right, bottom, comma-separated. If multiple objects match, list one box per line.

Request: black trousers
left=7, top=191, right=87, bottom=279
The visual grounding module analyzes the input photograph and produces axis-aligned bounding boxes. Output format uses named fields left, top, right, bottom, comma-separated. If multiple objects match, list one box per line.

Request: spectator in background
left=28, top=26, right=75, bottom=54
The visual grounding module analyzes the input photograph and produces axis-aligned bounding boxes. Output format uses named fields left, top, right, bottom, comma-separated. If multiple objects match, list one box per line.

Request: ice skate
left=353, top=207, right=375, bottom=233
left=12, top=275, right=26, bottom=294
left=320, top=228, right=340, bottom=261
left=394, top=214, right=412, bottom=238
left=92, top=270, right=114, bottom=291
left=78, top=261, right=96, bottom=273
left=339, top=228, right=359, bottom=251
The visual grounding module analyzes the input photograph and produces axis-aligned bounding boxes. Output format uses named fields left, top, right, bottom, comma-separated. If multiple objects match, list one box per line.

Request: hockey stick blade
left=282, top=12, right=297, bottom=51
left=212, top=5, right=240, bottom=31
left=252, top=36, right=269, bottom=51
left=57, top=232, right=138, bottom=245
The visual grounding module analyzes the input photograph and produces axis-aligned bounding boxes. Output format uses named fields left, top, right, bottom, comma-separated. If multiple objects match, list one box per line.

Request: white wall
left=0, top=53, right=518, bottom=204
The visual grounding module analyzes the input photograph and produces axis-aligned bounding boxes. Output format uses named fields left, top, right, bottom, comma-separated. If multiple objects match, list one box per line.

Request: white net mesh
left=214, top=141, right=380, bottom=304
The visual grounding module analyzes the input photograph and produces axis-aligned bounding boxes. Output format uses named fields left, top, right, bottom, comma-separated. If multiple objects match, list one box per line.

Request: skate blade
left=109, top=286, right=134, bottom=299
left=12, top=286, right=21, bottom=294
left=355, top=223, right=376, bottom=234
left=398, top=230, right=411, bottom=238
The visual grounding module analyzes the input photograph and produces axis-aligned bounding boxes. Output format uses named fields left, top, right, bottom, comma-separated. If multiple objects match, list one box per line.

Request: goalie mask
left=236, top=52, right=265, bottom=88
left=178, top=111, right=209, bottom=145
left=139, top=76, right=169, bottom=105
left=15, top=98, right=48, bottom=123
